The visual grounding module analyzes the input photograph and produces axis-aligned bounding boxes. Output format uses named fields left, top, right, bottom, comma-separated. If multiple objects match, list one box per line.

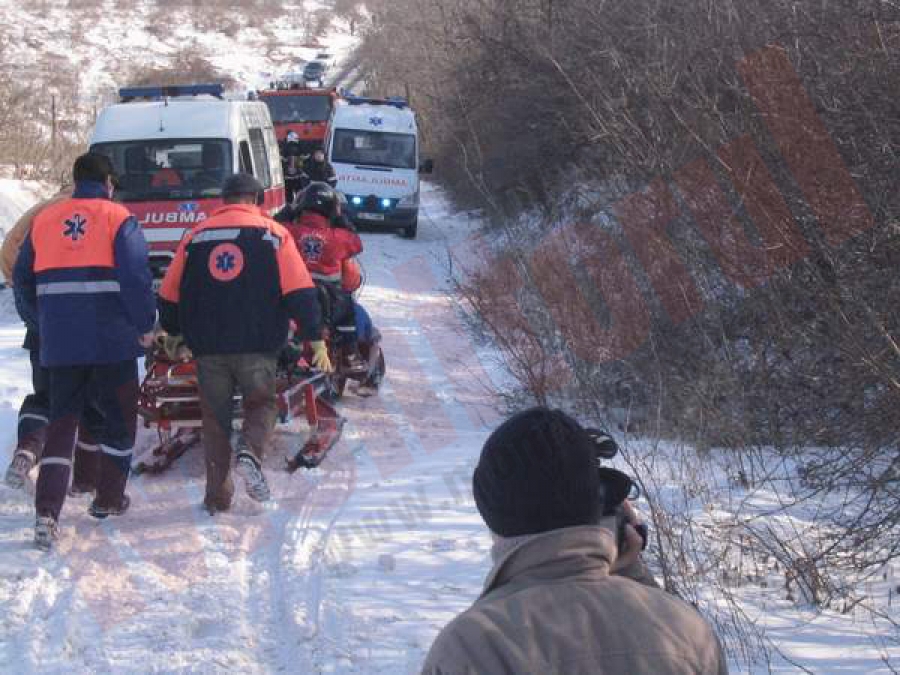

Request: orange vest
left=31, top=198, right=131, bottom=272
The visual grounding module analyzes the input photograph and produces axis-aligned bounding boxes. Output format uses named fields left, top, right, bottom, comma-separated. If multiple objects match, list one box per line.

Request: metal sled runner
left=135, top=348, right=345, bottom=474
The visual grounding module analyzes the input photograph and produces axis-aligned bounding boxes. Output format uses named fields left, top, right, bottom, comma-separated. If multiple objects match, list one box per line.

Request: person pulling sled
left=157, top=173, right=329, bottom=514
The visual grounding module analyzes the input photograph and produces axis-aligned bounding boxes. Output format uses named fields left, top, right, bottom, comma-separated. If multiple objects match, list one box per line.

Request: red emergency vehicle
left=89, top=84, right=286, bottom=286
left=255, top=84, right=341, bottom=152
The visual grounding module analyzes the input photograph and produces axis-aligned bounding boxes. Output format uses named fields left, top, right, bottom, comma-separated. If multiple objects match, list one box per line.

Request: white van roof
left=91, top=99, right=273, bottom=144
left=331, top=99, right=417, bottom=135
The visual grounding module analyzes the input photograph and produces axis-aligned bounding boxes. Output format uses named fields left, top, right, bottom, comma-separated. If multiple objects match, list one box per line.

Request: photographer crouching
left=422, top=407, right=728, bottom=675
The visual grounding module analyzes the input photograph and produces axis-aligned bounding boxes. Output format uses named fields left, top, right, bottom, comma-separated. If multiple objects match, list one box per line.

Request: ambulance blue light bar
left=118, top=84, right=225, bottom=102
left=343, top=94, right=408, bottom=109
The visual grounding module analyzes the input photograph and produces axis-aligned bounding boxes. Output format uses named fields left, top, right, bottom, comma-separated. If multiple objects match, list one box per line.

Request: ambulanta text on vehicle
left=326, top=96, right=432, bottom=239
left=90, top=84, right=285, bottom=285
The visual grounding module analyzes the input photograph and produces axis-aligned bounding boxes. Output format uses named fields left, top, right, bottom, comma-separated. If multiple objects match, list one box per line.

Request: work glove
left=310, top=340, right=333, bottom=372
left=162, top=333, right=193, bottom=362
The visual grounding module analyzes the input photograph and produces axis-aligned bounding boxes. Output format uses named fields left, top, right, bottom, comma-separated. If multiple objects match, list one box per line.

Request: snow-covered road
left=0, top=182, right=504, bottom=674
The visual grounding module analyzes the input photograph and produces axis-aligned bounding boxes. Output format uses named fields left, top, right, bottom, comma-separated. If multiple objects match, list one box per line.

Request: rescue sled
left=134, top=344, right=345, bottom=475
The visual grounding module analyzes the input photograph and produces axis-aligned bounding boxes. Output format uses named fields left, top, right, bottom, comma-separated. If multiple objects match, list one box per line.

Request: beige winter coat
left=1, top=188, right=71, bottom=284
left=421, top=524, right=728, bottom=675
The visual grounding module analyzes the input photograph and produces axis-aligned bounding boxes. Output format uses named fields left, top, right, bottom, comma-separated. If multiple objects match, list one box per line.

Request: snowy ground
left=0, top=182, right=504, bottom=674
left=0, top=180, right=47, bottom=245
left=0, top=179, right=898, bottom=673
left=1, top=176, right=898, bottom=674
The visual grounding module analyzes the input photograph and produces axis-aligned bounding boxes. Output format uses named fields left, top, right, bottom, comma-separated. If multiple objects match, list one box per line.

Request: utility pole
left=546, top=0, right=554, bottom=52
left=51, top=94, right=57, bottom=150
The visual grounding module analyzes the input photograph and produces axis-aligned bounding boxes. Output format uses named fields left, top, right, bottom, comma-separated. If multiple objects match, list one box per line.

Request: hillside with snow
left=1, top=0, right=357, bottom=101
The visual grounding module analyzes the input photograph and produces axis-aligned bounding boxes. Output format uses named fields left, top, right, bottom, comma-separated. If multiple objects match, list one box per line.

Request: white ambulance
left=326, top=96, right=432, bottom=239
left=89, top=84, right=285, bottom=284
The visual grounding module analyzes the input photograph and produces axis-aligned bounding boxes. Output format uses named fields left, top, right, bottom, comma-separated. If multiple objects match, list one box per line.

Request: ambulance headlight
left=380, top=198, right=392, bottom=209
left=350, top=195, right=363, bottom=206
left=397, top=193, right=418, bottom=208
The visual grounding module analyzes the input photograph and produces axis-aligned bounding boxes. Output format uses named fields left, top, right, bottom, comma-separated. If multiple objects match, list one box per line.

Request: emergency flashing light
left=351, top=196, right=363, bottom=206
left=119, top=84, right=225, bottom=102
left=344, top=95, right=409, bottom=109
left=380, top=198, right=391, bottom=208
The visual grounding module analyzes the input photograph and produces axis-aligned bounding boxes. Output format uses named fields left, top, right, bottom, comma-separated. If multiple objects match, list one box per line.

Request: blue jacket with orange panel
left=13, top=181, right=156, bottom=367
left=157, top=203, right=321, bottom=356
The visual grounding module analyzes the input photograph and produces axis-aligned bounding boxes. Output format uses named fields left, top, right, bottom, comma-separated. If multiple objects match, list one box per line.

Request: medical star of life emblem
left=208, top=243, right=244, bottom=282
left=369, top=116, right=384, bottom=127
left=301, top=236, right=324, bottom=262
left=63, top=214, right=87, bottom=241
left=216, top=251, right=235, bottom=272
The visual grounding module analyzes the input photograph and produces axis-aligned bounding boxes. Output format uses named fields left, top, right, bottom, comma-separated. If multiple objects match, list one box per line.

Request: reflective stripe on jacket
left=158, top=202, right=321, bottom=356
left=13, top=181, right=155, bottom=367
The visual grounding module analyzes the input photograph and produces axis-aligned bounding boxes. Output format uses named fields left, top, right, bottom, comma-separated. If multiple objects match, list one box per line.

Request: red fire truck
left=255, top=84, right=341, bottom=153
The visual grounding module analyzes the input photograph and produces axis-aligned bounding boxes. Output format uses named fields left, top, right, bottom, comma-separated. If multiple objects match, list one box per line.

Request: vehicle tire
left=400, top=218, right=418, bottom=239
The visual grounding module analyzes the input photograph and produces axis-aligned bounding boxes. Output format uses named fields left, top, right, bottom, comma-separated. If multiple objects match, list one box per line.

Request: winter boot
left=202, top=496, right=232, bottom=516
left=88, top=494, right=131, bottom=519
left=235, top=453, right=271, bottom=502
left=4, top=451, right=36, bottom=490
left=34, top=516, right=59, bottom=551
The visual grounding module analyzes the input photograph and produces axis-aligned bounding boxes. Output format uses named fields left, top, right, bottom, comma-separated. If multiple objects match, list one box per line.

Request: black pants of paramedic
left=36, top=360, right=139, bottom=520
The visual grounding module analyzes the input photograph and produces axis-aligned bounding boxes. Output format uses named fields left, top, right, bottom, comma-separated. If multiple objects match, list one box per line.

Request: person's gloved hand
left=163, top=334, right=192, bottom=362
left=310, top=340, right=333, bottom=372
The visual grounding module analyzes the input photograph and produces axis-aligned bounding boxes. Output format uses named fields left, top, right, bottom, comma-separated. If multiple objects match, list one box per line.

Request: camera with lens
left=585, top=428, right=648, bottom=552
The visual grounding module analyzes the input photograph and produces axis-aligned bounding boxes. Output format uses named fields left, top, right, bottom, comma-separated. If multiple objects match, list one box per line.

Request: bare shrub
left=121, top=47, right=239, bottom=89
left=369, top=0, right=900, bottom=667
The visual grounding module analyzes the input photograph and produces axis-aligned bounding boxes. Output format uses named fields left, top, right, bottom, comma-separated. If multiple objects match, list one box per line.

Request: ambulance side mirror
left=419, top=158, right=434, bottom=174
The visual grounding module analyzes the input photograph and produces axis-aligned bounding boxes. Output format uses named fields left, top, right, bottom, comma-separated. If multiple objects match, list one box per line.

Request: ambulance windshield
left=262, top=95, right=332, bottom=123
left=92, top=139, right=232, bottom=202
left=331, top=129, right=416, bottom=170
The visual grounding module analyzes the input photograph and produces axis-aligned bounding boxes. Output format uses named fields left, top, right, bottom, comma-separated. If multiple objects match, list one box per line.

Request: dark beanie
left=473, top=407, right=605, bottom=537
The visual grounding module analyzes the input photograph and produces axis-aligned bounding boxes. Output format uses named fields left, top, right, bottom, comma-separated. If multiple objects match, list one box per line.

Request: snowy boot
left=235, top=453, right=270, bottom=502
left=34, top=516, right=59, bottom=551
left=88, top=494, right=131, bottom=519
left=4, top=451, right=36, bottom=490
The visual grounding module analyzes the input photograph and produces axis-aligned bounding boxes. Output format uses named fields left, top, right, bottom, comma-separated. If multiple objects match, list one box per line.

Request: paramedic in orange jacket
left=289, top=182, right=365, bottom=372
left=2, top=186, right=108, bottom=495
left=13, top=153, right=156, bottom=550
left=157, top=173, right=328, bottom=514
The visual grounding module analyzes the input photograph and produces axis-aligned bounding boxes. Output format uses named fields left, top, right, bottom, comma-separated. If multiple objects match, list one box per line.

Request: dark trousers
left=197, top=353, right=277, bottom=508
left=318, top=282, right=357, bottom=347
left=36, top=360, right=139, bottom=520
left=16, top=349, right=106, bottom=487
left=16, top=349, right=50, bottom=459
